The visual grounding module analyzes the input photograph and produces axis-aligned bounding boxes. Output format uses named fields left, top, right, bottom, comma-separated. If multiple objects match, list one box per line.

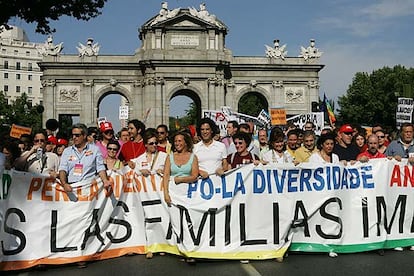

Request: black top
left=333, top=143, right=360, bottom=161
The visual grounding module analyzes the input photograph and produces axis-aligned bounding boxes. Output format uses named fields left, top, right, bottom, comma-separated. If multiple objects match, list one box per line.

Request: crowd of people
left=1, top=117, right=414, bottom=268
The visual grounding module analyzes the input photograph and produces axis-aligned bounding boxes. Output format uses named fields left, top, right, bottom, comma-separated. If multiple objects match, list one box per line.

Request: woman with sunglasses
left=104, top=140, right=123, bottom=171
left=226, top=132, right=260, bottom=169
left=374, top=130, right=387, bottom=154
left=132, top=130, right=167, bottom=177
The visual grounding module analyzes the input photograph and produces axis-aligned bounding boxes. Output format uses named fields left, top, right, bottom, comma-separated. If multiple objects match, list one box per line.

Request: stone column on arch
left=307, top=80, right=320, bottom=112
left=82, top=79, right=95, bottom=125
left=207, top=77, right=218, bottom=110
left=41, top=79, right=56, bottom=127
left=224, top=79, right=236, bottom=108
left=142, top=76, right=156, bottom=126
left=272, top=80, right=284, bottom=108
left=154, top=76, right=165, bottom=126
left=132, top=79, right=144, bottom=122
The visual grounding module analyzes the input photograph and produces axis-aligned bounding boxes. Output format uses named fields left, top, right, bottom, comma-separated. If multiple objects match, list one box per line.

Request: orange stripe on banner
left=0, top=245, right=146, bottom=271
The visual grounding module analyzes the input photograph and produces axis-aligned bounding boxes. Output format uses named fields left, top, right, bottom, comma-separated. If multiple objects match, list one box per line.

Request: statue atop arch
left=189, top=3, right=224, bottom=27
left=150, top=2, right=180, bottom=26
left=265, top=39, right=287, bottom=60
left=299, top=39, right=322, bottom=60
left=77, top=38, right=100, bottom=57
left=37, top=36, right=63, bottom=56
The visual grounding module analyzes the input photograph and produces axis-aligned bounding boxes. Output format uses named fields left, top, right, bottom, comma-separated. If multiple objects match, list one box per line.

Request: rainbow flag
left=324, top=94, right=336, bottom=125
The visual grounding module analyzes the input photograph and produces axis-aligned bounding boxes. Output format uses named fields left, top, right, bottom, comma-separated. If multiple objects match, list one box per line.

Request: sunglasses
left=157, top=131, right=165, bottom=135
left=34, top=139, right=45, bottom=143
left=148, top=141, right=158, bottom=146
left=107, top=147, right=119, bottom=151
left=343, top=132, right=353, bottom=136
left=72, top=133, right=82, bottom=137
left=235, top=141, right=245, bottom=145
left=377, top=135, right=385, bottom=138
left=104, top=131, right=113, bottom=135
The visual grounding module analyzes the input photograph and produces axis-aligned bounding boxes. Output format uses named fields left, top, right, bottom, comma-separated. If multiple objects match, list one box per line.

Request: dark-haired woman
left=309, top=133, right=340, bottom=164
left=104, top=140, right=123, bottom=171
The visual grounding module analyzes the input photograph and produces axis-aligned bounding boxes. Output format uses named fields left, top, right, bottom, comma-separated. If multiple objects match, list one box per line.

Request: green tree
left=181, top=102, right=198, bottom=127
left=0, top=92, right=43, bottom=134
left=1, top=0, right=107, bottom=34
left=337, top=65, right=414, bottom=129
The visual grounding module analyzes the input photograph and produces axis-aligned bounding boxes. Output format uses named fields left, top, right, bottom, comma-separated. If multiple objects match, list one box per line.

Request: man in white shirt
left=194, top=118, right=228, bottom=178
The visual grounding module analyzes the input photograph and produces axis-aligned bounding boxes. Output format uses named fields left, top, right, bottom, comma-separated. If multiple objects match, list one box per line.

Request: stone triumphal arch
left=39, top=3, right=324, bottom=128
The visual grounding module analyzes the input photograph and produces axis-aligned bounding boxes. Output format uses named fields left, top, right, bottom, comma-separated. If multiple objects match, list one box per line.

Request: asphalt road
left=4, top=249, right=414, bottom=276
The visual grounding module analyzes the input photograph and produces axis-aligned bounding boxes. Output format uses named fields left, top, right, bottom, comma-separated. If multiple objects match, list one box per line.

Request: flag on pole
left=324, top=94, right=336, bottom=125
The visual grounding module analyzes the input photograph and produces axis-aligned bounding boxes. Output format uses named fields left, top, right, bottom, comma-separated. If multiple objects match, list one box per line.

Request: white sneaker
left=410, top=246, right=414, bottom=251
left=240, top=260, right=249, bottom=264
left=394, top=247, right=404, bottom=251
left=328, top=252, right=338, bottom=258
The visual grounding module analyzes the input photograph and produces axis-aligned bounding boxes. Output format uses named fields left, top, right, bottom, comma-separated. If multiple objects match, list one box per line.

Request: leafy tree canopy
left=0, top=92, right=43, bottom=137
left=1, top=0, right=107, bottom=34
left=337, top=65, right=414, bottom=129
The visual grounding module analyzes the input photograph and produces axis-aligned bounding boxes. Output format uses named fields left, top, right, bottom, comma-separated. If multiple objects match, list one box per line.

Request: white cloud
left=360, top=0, right=414, bottom=18
left=316, top=0, right=414, bottom=37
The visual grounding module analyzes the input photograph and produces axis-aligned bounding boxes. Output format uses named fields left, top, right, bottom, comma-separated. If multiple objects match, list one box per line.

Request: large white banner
left=2, top=159, right=414, bottom=270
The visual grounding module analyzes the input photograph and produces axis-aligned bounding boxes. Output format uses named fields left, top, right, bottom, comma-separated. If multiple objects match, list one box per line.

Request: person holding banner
left=357, top=134, right=386, bottom=162
left=58, top=123, right=113, bottom=268
left=119, top=119, right=146, bottom=167
left=104, top=140, right=123, bottom=171
left=294, top=130, right=317, bottom=163
left=262, top=128, right=293, bottom=164
left=163, top=131, right=199, bottom=263
left=14, top=131, right=60, bottom=177
left=227, top=132, right=260, bottom=169
left=385, top=122, right=414, bottom=162
left=309, top=132, right=340, bottom=164
left=194, top=118, right=228, bottom=178
left=163, top=131, right=199, bottom=205
left=132, top=130, right=167, bottom=177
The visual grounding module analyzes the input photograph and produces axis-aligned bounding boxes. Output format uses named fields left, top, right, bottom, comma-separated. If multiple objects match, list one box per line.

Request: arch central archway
left=169, top=89, right=202, bottom=130
left=97, top=91, right=130, bottom=132
left=238, top=91, right=269, bottom=117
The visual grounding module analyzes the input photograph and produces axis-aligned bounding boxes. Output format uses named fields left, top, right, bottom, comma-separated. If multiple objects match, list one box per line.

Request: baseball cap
left=100, top=121, right=113, bottom=133
left=339, top=124, right=353, bottom=133
left=47, top=135, right=58, bottom=145
left=57, top=138, right=68, bottom=146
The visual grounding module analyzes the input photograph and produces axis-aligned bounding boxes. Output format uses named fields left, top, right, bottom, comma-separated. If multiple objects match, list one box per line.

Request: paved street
left=4, top=249, right=414, bottom=276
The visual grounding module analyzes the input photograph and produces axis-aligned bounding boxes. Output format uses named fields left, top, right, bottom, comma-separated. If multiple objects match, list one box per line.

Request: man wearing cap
left=333, top=124, right=360, bottom=162
left=385, top=122, right=414, bottom=161
left=15, top=131, right=60, bottom=177
left=96, top=121, right=115, bottom=158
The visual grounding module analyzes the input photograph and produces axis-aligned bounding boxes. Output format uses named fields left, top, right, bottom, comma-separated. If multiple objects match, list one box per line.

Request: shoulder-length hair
left=171, top=131, right=194, bottom=152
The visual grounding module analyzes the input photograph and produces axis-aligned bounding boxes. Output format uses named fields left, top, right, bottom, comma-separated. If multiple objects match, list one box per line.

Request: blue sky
left=9, top=0, right=414, bottom=130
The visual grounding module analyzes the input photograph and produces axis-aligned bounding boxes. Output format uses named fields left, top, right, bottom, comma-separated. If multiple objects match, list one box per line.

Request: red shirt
left=357, top=150, right=386, bottom=160
left=119, top=140, right=145, bottom=162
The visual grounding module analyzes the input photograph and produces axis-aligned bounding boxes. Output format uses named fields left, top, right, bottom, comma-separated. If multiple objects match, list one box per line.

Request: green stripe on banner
left=291, top=239, right=414, bottom=253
